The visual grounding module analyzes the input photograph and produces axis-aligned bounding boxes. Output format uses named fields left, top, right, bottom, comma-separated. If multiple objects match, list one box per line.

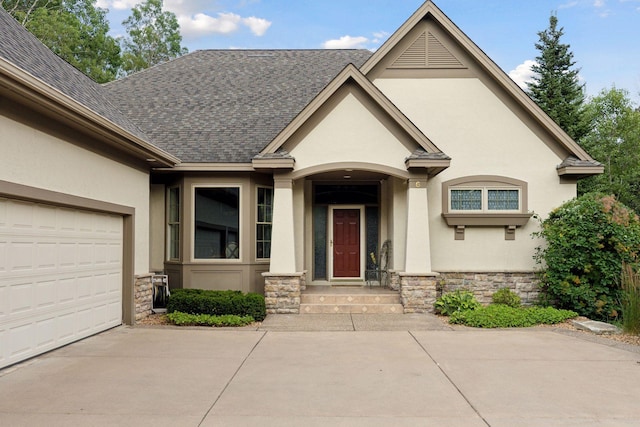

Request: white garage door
left=0, top=198, right=123, bottom=369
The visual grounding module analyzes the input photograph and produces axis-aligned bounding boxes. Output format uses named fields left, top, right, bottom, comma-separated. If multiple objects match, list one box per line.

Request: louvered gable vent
left=391, top=31, right=464, bottom=69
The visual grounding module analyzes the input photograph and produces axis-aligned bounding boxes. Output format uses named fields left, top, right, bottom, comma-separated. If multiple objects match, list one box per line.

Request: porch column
left=404, top=176, right=432, bottom=273
left=269, top=176, right=297, bottom=273
left=401, top=176, right=438, bottom=313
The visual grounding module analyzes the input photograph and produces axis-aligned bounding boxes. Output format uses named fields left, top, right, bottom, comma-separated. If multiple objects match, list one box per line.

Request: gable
left=284, top=83, right=416, bottom=174
left=390, top=27, right=465, bottom=70
left=360, top=1, right=602, bottom=178
left=254, top=64, right=450, bottom=178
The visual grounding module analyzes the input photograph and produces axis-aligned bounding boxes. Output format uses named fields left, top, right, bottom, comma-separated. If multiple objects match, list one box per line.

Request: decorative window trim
left=191, top=184, right=242, bottom=263
left=441, top=176, right=532, bottom=240
left=166, top=186, right=180, bottom=261
left=256, top=186, right=273, bottom=261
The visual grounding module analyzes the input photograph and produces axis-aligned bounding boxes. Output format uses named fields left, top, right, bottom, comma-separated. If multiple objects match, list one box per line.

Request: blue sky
left=98, top=0, right=640, bottom=103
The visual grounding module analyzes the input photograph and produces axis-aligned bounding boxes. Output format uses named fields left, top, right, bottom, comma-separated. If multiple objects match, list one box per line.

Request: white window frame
left=191, top=184, right=242, bottom=263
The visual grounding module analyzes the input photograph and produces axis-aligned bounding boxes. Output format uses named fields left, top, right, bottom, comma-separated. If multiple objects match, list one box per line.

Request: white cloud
left=508, top=60, right=538, bottom=90
left=178, top=12, right=242, bottom=37
left=372, top=31, right=390, bottom=44
left=323, top=35, right=369, bottom=49
left=558, top=1, right=579, bottom=9
left=99, top=0, right=272, bottom=38
left=96, top=0, right=141, bottom=10
left=594, top=0, right=606, bottom=7
left=242, top=16, right=272, bottom=36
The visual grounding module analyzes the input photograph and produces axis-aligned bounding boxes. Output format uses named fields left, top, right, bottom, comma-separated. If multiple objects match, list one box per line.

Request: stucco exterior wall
left=287, top=91, right=413, bottom=174
left=374, top=78, right=577, bottom=272
left=0, top=111, right=152, bottom=275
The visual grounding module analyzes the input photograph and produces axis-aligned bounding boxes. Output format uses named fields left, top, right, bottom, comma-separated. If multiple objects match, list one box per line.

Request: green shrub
left=621, top=263, right=640, bottom=335
left=435, top=290, right=481, bottom=315
left=167, top=289, right=266, bottom=321
left=167, top=311, right=254, bottom=327
left=534, top=193, right=640, bottom=320
left=449, top=305, right=578, bottom=328
left=492, top=288, right=521, bottom=308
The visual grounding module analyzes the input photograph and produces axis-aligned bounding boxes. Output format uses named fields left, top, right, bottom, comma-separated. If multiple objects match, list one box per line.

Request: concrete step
left=301, top=293, right=401, bottom=305
left=300, top=287, right=402, bottom=314
left=300, top=303, right=404, bottom=314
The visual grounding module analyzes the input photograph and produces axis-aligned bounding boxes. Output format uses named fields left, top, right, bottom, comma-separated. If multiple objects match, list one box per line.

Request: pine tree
left=527, top=14, right=589, bottom=141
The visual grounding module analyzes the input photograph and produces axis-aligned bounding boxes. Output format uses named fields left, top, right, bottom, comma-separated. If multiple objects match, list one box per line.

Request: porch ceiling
left=308, top=170, right=389, bottom=181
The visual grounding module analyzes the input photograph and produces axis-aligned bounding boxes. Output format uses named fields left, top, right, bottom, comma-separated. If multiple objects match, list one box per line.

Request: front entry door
left=333, top=209, right=360, bottom=278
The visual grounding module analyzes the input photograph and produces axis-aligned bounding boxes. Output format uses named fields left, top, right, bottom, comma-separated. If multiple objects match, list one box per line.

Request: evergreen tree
left=120, top=0, right=188, bottom=76
left=527, top=14, right=589, bottom=141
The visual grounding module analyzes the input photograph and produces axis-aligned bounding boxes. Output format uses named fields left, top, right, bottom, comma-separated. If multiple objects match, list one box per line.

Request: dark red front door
left=333, top=209, right=360, bottom=277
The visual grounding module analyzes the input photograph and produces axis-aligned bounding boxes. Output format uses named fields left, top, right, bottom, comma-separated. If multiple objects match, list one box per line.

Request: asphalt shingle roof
left=103, top=49, right=373, bottom=163
left=0, top=8, right=149, bottom=143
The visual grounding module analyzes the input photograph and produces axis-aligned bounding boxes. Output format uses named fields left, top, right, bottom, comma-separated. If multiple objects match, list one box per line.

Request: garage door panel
left=36, top=279, right=57, bottom=308
left=0, top=198, right=123, bottom=369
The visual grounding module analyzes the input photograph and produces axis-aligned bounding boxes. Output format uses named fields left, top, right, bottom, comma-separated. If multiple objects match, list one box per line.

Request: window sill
left=441, top=212, right=532, bottom=227
left=442, top=213, right=532, bottom=240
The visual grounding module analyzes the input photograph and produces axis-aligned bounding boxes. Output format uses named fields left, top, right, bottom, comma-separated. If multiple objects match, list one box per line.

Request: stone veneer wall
left=437, top=272, right=539, bottom=305
left=263, top=272, right=305, bottom=314
left=134, top=274, right=153, bottom=321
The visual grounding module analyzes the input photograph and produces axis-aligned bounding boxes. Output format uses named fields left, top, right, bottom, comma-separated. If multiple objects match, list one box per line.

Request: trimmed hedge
left=167, top=289, right=266, bottom=321
left=167, top=312, right=255, bottom=327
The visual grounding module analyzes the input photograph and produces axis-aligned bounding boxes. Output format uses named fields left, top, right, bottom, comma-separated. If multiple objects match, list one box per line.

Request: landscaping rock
left=571, top=319, right=620, bottom=335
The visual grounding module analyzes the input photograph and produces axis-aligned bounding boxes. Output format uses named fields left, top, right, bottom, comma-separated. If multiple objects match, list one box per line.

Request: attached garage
left=0, top=9, right=179, bottom=369
left=0, top=194, right=131, bottom=370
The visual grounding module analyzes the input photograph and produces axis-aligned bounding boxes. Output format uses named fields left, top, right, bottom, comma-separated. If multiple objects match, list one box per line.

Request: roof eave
left=557, top=165, right=605, bottom=179
left=153, top=162, right=254, bottom=172
left=0, top=57, right=179, bottom=167
left=252, top=157, right=295, bottom=170
left=405, top=158, right=451, bottom=177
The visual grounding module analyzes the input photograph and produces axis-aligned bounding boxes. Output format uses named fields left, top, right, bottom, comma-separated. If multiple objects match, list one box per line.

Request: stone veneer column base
left=399, top=272, right=439, bottom=314
left=263, top=272, right=305, bottom=314
left=134, top=274, right=153, bottom=321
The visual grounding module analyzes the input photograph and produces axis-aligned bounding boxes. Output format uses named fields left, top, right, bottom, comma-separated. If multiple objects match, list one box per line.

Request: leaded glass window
left=450, top=189, right=482, bottom=210
left=488, top=189, right=519, bottom=211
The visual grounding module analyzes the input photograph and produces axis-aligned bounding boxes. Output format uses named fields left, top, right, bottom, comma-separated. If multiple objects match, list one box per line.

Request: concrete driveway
left=1, top=314, right=639, bottom=426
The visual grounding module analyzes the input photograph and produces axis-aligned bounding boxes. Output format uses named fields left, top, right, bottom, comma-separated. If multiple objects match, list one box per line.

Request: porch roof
left=104, top=49, right=372, bottom=164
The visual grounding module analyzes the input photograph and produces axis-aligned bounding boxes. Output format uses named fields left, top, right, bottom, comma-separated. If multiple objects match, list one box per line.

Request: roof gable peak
left=257, top=64, right=443, bottom=158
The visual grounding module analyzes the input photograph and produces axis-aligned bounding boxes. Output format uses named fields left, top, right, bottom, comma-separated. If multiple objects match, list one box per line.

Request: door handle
left=330, top=240, right=333, bottom=247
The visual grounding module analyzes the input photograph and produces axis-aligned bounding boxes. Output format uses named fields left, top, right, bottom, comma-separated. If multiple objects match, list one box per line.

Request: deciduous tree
left=579, top=87, right=640, bottom=212
left=120, top=0, right=187, bottom=75
left=2, top=0, right=121, bottom=83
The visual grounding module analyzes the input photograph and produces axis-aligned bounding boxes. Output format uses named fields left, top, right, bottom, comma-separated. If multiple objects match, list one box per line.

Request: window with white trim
left=167, top=186, right=180, bottom=260
left=194, top=187, right=240, bottom=259
left=256, top=187, right=273, bottom=259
